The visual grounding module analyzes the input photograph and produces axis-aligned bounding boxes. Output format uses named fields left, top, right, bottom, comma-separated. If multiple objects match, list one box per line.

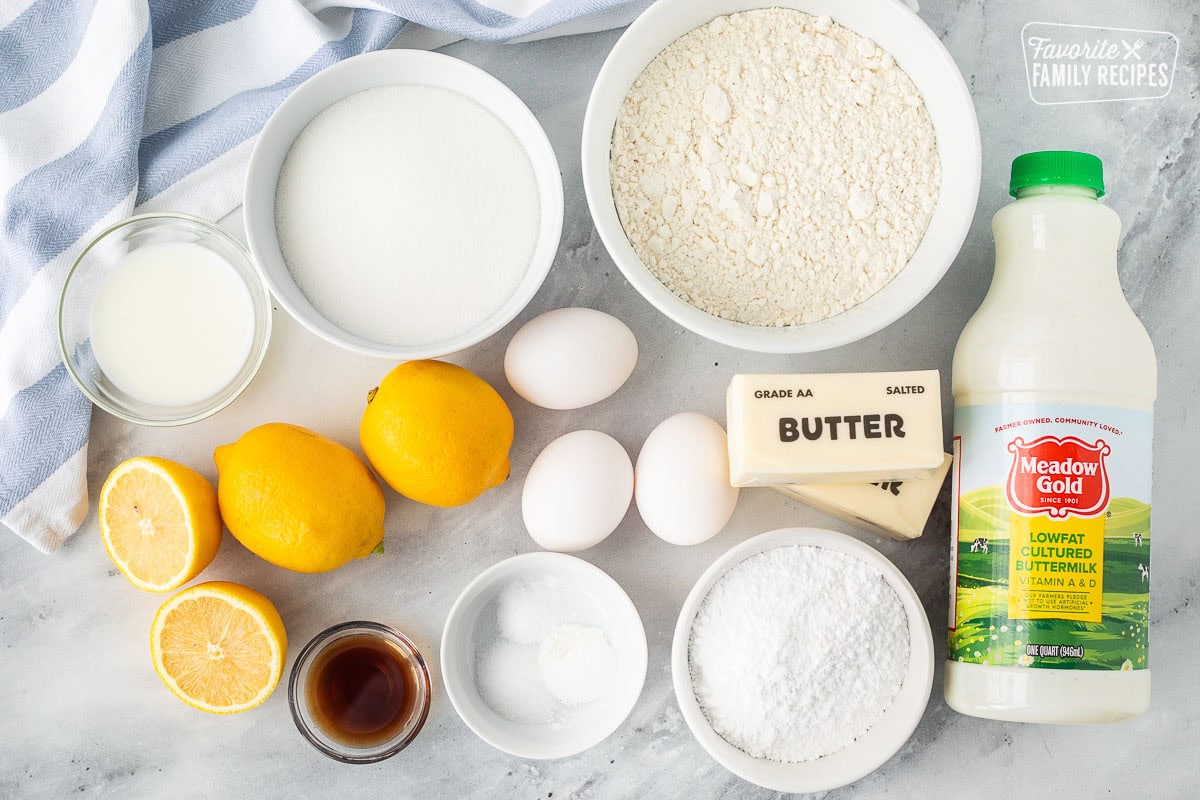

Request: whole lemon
left=360, top=360, right=514, bottom=507
left=214, top=423, right=385, bottom=573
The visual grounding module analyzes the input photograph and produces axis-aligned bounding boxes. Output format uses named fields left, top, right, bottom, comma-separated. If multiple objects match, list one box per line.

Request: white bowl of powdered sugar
left=672, top=528, right=934, bottom=792
left=245, top=50, right=563, bottom=359
left=582, top=0, right=980, bottom=352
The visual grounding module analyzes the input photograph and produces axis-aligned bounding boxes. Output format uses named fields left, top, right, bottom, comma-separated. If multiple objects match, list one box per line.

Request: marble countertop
left=3, top=1, right=1198, bottom=797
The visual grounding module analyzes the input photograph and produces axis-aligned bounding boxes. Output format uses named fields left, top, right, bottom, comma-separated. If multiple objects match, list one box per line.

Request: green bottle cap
left=1009, top=150, right=1105, bottom=198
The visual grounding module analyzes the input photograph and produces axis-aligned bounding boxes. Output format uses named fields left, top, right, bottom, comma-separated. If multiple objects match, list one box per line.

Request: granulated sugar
left=610, top=9, right=940, bottom=326
left=275, top=85, right=539, bottom=346
left=688, top=545, right=910, bottom=763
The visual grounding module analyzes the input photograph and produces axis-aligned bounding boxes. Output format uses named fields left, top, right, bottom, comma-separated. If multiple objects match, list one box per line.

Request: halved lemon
left=99, top=456, right=222, bottom=592
left=150, top=581, right=287, bottom=714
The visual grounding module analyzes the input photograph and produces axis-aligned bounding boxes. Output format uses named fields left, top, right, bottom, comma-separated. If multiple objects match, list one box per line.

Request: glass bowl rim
left=56, top=210, right=273, bottom=427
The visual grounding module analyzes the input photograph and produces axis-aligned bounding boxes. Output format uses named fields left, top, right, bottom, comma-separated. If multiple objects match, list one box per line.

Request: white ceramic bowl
left=582, top=0, right=981, bottom=353
left=244, top=49, right=564, bottom=359
left=672, top=528, right=935, bottom=793
left=441, top=552, right=648, bottom=760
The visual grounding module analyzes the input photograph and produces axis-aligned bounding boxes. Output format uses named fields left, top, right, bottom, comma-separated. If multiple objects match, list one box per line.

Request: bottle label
left=950, top=403, right=1151, bottom=671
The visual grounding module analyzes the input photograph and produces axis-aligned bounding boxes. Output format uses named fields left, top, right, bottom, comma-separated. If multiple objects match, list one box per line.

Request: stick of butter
left=773, top=454, right=953, bottom=541
left=727, top=371, right=944, bottom=486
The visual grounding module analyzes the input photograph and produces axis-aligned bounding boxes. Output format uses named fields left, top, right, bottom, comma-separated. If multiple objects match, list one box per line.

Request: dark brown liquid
left=306, top=635, right=421, bottom=748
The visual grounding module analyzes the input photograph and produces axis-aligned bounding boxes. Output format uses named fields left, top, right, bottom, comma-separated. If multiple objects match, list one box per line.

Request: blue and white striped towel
left=0, top=0, right=649, bottom=554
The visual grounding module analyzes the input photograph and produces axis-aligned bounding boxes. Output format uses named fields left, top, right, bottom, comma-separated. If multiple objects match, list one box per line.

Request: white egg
left=635, top=412, right=740, bottom=546
left=504, top=308, right=637, bottom=410
left=522, top=430, right=633, bottom=552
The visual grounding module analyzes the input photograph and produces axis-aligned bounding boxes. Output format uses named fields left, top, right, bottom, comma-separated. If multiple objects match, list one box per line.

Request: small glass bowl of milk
left=58, top=213, right=272, bottom=425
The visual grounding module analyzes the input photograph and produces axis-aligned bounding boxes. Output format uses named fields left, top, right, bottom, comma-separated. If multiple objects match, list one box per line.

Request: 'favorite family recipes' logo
left=1022, top=22, right=1179, bottom=105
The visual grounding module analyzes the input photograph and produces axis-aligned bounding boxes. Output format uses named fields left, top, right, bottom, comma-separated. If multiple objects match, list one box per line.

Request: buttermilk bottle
left=945, top=151, right=1156, bottom=723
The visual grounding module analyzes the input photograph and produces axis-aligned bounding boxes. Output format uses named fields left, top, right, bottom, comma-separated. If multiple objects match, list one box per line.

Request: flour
left=688, top=545, right=910, bottom=763
left=275, top=85, right=539, bottom=346
left=610, top=9, right=941, bottom=326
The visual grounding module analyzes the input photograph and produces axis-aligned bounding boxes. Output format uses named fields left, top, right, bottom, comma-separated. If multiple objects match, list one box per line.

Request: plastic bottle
left=944, top=151, right=1156, bottom=723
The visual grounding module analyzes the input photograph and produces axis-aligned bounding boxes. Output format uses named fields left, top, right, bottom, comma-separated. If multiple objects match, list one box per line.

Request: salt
left=275, top=84, right=540, bottom=347
left=688, top=545, right=910, bottom=763
left=475, top=639, right=559, bottom=726
left=495, top=576, right=564, bottom=646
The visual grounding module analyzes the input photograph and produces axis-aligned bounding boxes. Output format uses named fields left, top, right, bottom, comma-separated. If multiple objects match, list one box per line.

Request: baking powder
left=611, top=9, right=940, bottom=326
left=688, top=545, right=910, bottom=762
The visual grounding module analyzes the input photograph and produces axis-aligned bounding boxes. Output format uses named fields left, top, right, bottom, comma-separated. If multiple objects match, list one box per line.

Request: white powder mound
left=610, top=9, right=941, bottom=326
left=275, top=84, right=540, bottom=346
left=688, top=545, right=910, bottom=763
left=475, top=578, right=617, bottom=727
left=495, top=576, right=567, bottom=646
left=475, top=638, right=559, bottom=726
left=538, top=624, right=616, bottom=705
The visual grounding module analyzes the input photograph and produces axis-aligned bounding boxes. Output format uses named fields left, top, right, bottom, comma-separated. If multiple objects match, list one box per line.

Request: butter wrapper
left=727, top=371, right=944, bottom=486
left=774, top=454, right=953, bottom=540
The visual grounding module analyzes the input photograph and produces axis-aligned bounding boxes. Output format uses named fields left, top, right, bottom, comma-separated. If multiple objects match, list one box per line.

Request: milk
left=944, top=152, right=1156, bottom=723
left=90, top=241, right=255, bottom=407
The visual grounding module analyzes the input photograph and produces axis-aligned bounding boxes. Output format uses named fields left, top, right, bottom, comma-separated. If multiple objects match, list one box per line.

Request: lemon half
left=99, top=456, right=222, bottom=593
left=150, top=581, right=286, bottom=714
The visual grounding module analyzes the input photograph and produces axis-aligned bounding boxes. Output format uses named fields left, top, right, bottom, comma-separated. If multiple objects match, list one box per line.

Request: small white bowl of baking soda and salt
left=440, top=552, right=648, bottom=760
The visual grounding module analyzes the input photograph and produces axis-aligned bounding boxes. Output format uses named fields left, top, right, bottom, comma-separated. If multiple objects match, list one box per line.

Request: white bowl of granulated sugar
left=582, top=0, right=980, bottom=353
left=672, top=527, right=935, bottom=793
left=245, top=50, right=563, bottom=359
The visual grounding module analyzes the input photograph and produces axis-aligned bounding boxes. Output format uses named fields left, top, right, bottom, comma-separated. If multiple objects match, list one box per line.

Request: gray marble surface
left=3, top=2, right=1198, bottom=797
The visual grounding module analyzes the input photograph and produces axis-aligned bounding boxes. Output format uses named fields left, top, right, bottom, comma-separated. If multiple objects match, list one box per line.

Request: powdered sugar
left=688, top=545, right=910, bottom=763
left=610, top=9, right=940, bottom=326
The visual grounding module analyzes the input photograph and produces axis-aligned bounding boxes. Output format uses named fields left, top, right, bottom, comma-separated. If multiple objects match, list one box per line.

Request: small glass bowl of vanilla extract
left=289, top=621, right=431, bottom=763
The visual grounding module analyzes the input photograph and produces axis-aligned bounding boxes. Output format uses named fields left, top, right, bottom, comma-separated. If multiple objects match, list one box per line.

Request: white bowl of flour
left=582, top=0, right=979, bottom=352
left=245, top=50, right=563, bottom=359
left=672, top=528, right=935, bottom=792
